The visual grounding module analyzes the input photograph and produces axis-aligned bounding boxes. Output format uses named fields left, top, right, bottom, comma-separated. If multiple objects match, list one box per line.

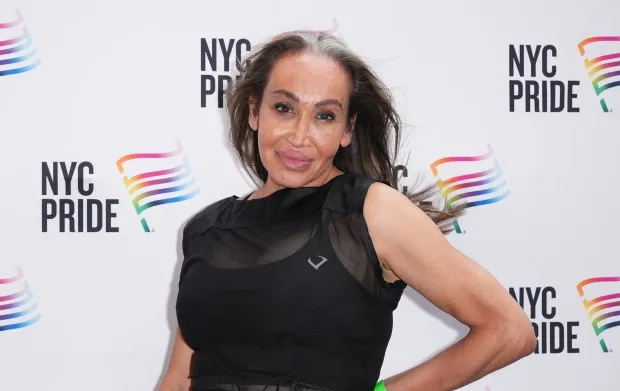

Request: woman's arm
left=159, top=328, right=193, bottom=391
left=364, top=183, right=536, bottom=391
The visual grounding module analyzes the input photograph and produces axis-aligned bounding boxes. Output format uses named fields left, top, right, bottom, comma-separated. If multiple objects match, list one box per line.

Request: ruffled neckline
left=232, top=173, right=349, bottom=203
left=213, top=173, right=353, bottom=228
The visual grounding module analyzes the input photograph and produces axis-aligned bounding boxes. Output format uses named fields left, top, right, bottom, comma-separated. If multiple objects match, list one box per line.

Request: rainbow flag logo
left=116, top=140, right=200, bottom=232
left=321, top=18, right=340, bottom=37
left=577, top=277, right=620, bottom=352
left=0, top=266, right=41, bottom=332
left=578, top=36, right=620, bottom=112
left=430, top=144, right=509, bottom=234
left=0, top=10, right=41, bottom=77
left=273, top=18, right=341, bottom=41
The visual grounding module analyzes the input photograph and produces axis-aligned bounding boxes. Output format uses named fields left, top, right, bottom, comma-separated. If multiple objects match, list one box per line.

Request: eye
left=274, top=103, right=293, bottom=114
left=317, top=111, right=335, bottom=121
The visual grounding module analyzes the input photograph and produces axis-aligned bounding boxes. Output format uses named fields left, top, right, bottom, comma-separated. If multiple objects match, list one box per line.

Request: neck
left=252, top=167, right=342, bottom=200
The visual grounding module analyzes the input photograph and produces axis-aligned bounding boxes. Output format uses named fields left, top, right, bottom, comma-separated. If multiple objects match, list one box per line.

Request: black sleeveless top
left=176, top=172, right=407, bottom=391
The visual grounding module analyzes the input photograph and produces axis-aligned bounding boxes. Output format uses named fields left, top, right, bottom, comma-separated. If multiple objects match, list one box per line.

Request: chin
left=271, top=170, right=314, bottom=188
left=262, top=161, right=314, bottom=188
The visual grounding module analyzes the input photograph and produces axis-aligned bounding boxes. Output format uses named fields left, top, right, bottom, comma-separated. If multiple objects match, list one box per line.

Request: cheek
left=257, top=118, right=289, bottom=148
left=308, top=127, right=345, bottom=156
left=256, top=116, right=291, bottom=164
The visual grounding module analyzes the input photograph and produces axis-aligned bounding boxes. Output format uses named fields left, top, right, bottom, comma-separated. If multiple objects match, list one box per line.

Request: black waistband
left=190, top=373, right=335, bottom=391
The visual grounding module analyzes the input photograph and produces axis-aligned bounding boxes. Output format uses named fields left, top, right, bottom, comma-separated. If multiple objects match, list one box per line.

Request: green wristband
left=374, top=380, right=387, bottom=391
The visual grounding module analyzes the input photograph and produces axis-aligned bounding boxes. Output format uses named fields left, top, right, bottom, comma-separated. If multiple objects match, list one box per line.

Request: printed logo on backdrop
left=200, top=19, right=341, bottom=109
left=508, top=36, right=620, bottom=112
left=42, top=161, right=121, bottom=233
left=577, top=276, right=620, bottom=353
left=578, top=36, right=620, bottom=112
left=200, top=35, right=251, bottom=108
left=41, top=141, right=197, bottom=233
left=0, top=266, right=41, bottom=332
left=429, top=144, right=509, bottom=234
left=509, top=44, right=580, bottom=112
left=0, top=10, right=41, bottom=77
left=509, top=286, right=580, bottom=354
left=392, top=164, right=434, bottom=210
left=273, top=18, right=343, bottom=41
left=116, top=140, right=200, bottom=233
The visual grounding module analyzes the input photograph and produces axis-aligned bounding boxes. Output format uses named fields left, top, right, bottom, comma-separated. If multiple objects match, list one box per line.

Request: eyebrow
left=272, top=89, right=343, bottom=110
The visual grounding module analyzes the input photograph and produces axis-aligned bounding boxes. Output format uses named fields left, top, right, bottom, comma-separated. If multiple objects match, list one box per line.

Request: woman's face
left=249, top=51, right=354, bottom=189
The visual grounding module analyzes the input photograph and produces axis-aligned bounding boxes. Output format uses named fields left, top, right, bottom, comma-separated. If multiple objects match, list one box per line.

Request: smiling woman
left=159, top=31, right=536, bottom=391
left=247, top=52, right=354, bottom=188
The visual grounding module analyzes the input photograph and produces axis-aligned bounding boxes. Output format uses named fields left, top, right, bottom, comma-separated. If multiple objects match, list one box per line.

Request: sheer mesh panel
left=327, top=211, right=381, bottom=296
left=177, top=174, right=404, bottom=391
left=200, top=220, right=320, bottom=269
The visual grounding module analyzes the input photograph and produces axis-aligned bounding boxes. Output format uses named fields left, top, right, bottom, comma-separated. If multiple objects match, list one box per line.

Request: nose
left=287, top=115, right=311, bottom=147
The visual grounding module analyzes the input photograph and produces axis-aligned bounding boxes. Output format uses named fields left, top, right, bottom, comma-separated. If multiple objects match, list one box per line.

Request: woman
left=160, top=30, right=536, bottom=391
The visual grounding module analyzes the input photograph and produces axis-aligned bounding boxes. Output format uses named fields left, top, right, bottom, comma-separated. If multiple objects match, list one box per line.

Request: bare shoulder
left=363, top=181, right=436, bottom=236
left=363, top=180, right=451, bottom=278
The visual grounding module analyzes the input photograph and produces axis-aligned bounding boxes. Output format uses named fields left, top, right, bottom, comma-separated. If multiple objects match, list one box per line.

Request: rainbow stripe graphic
left=577, top=276, right=620, bottom=352
left=578, top=36, right=620, bottom=112
left=0, top=266, right=41, bottom=332
left=430, top=144, right=509, bottom=233
left=273, top=18, right=341, bottom=41
left=116, top=140, right=200, bottom=232
left=0, top=10, right=41, bottom=77
left=321, top=18, right=340, bottom=36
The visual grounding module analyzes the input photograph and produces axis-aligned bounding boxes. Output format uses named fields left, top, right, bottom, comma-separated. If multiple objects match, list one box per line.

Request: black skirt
left=191, top=373, right=336, bottom=391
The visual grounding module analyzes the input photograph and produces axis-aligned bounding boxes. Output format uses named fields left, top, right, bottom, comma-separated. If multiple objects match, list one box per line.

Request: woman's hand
left=364, top=183, right=536, bottom=391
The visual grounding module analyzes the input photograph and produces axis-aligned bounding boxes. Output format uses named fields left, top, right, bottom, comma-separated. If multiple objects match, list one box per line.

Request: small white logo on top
left=307, top=255, right=328, bottom=270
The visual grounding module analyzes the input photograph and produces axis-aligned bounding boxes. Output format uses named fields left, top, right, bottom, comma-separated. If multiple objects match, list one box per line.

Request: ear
left=340, top=113, right=356, bottom=148
left=248, top=96, right=259, bottom=131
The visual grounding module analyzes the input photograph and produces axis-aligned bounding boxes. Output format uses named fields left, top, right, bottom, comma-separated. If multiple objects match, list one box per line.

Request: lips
left=276, top=150, right=312, bottom=170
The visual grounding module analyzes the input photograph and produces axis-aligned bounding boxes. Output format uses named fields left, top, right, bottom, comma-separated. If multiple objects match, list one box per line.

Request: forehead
left=266, top=51, right=352, bottom=102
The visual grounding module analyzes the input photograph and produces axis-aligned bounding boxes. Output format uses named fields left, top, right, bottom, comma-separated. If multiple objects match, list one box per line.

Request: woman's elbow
left=520, top=323, right=538, bottom=357
left=505, top=317, right=537, bottom=359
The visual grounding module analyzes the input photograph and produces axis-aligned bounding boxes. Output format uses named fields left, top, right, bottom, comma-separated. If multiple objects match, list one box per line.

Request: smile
left=276, top=150, right=312, bottom=170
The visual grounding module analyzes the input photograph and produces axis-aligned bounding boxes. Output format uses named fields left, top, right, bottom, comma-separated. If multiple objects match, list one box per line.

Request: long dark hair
left=226, top=30, right=464, bottom=234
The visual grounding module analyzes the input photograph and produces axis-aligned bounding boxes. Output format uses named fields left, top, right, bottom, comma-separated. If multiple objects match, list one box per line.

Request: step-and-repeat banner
left=1, top=0, right=618, bottom=390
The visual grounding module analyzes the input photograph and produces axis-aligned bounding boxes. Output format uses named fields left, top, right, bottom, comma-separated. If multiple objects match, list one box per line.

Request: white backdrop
left=1, top=0, right=619, bottom=390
